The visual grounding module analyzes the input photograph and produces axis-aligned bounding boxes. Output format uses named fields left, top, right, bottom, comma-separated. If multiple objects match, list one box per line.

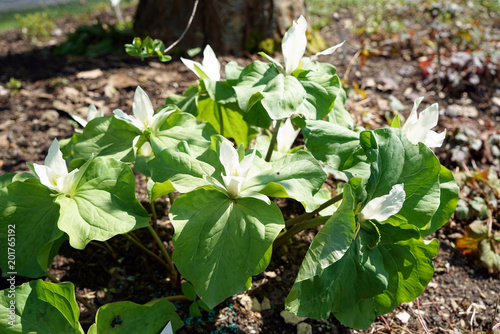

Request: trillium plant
left=0, top=15, right=458, bottom=333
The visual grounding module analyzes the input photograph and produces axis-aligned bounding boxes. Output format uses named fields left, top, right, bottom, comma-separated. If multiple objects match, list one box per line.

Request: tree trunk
left=133, top=0, right=306, bottom=55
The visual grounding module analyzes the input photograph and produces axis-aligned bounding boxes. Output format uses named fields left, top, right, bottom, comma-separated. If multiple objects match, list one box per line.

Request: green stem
left=285, top=193, right=343, bottom=228
left=164, top=295, right=190, bottom=302
left=265, top=119, right=282, bottom=162
left=124, top=234, right=171, bottom=273
left=46, top=272, right=98, bottom=312
left=217, top=103, right=224, bottom=136
left=168, top=192, right=175, bottom=206
left=103, top=241, right=117, bottom=259
left=274, top=215, right=330, bottom=249
left=146, top=224, right=177, bottom=282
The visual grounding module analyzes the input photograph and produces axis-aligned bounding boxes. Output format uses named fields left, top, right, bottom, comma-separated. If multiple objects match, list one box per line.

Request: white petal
left=45, top=139, right=67, bottom=176
left=160, top=321, right=173, bottom=334
left=57, top=168, right=79, bottom=194
left=237, top=147, right=256, bottom=178
left=69, top=113, right=87, bottom=127
left=33, top=164, right=58, bottom=191
left=282, top=15, right=308, bottom=75
left=222, top=174, right=244, bottom=198
left=87, top=104, right=99, bottom=122
left=133, top=86, right=154, bottom=126
left=202, top=45, right=221, bottom=81
left=276, top=118, right=300, bottom=153
left=360, top=184, right=405, bottom=222
left=314, top=40, right=345, bottom=57
left=424, top=129, right=446, bottom=148
left=417, top=103, right=439, bottom=131
left=150, top=106, right=176, bottom=132
left=113, top=109, right=145, bottom=131
left=180, top=57, right=204, bottom=79
left=220, top=141, right=239, bottom=177
left=139, top=141, right=153, bottom=156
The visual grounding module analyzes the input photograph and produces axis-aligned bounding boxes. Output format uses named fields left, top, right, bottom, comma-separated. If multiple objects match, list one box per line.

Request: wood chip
left=76, top=69, right=104, bottom=79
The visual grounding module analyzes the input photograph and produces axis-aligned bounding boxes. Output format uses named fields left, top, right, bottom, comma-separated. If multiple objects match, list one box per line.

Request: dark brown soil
left=0, top=4, right=499, bottom=334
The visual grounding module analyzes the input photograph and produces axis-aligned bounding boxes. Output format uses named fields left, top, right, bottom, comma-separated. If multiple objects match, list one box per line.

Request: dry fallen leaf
left=76, top=69, right=104, bottom=79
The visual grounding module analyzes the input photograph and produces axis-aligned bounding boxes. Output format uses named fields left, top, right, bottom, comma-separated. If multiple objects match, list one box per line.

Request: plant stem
left=103, top=241, right=117, bottom=259
left=274, top=215, right=330, bottom=249
left=46, top=272, right=98, bottom=312
left=217, top=103, right=224, bottom=136
left=146, top=224, right=177, bottom=282
left=124, top=233, right=171, bottom=273
left=163, top=0, right=199, bottom=54
left=265, top=119, right=282, bottom=162
left=164, top=295, right=190, bottom=302
left=285, top=193, right=343, bottom=228
left=168, top=192, right=175, bottom=206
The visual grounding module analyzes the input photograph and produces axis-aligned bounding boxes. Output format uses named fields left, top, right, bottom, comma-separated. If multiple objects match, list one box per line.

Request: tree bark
left=133, top=0, right=306, bottom=55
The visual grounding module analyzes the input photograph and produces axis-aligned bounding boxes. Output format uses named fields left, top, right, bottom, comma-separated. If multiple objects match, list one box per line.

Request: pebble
left=261, top=297, right=271, bottom=311
left=280, top=310, right=307, bottom=325
left=297, top=322, right=312, bottom=334
left=251, top=297, right=261, bottom=312
left=238, top=295, right=253, bottom=312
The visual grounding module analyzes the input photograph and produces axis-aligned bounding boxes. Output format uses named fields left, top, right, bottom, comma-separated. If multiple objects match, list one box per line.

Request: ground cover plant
left=0, top=0, right=499, bottom=333
left=0, top=11, right=462, bottom=333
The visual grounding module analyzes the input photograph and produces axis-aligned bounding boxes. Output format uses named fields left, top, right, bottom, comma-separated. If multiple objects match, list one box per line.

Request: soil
left=0, top=4, right=499, bottom=334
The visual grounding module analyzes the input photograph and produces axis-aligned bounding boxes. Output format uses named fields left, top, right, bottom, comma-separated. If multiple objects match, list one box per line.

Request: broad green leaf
left=55, top=157, right=150, bottom=249
left=328, top=85, right=353, bottom=129
left=423, top=165, right=458, bottom=236
left=0, top=179, right=62, bottom=277
left=0, top=172, right=34, bottom=189
left=295, top=185, right=357, bottom=283
left=286, top=189, right=439, bottom=329
left=234, top=60, right=279, bottom=112
left=224, top=61, right=244, bottom=85
left=360, top=128, right=442, bottom=231
left=88, top=299, right=183, bottom=333
left=197, top=96, right=254, bottom=147
left=302, top=120, right=360, bottom=171
left=260, top=74, right=306, bottom=120
left=150, top=112, right=216, bottom=157
left=202, top=79, right=237, bottom=105
left=244, top=151, right=327, bottom=211
left=148, top=146, right=215, bottom=193
left=75, top=116, right=141, bottom=163
left=146, top=179, right=175, bottom=202
left=164, top=85, right=198, bottom=116
left=0, top=280, right=84, bottom=333
left=181, top=282, right=197, bottom=301
left=59, top=133, right=82, bottom=159
left=170, top=189, right=284, bottom=308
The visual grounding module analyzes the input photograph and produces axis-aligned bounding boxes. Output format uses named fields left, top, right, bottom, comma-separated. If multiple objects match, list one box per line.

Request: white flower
left=359, top=184, right=405, bottom=222
left=33, top=139, right=78, bottom=194
left=276, top=118, right=300, bottom=153
left=113, top=86, right=174, bottom=132
left=282, top=15, right=345, bottom=75
left=70, top=104, right=104, bottom=128
left=401, top=97, right=446, bottom=148
left=219, top=141, right=255, bottom=199
left=181, top=45, right=221, bottom=81
left=160, top=321, right=173, bottom=334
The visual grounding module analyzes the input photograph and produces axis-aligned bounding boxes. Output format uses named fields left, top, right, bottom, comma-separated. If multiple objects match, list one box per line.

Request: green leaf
left=0, top=179, right=63, bottom=277
left=202, top=79, right=237, bottom=105
left=302, top=120, right=360, bottom=171
left=75, top=116, right=142, bottom=163
left=224, top=61, right=244, bottom=85
left=149, top=112, right=216, bottom=157
left=146, top=179, right=175, bottom=202
left=90, top=299, right=183, bottom=333
left=244, top=151, right=327, bottom=211
left=0, top=172, right=34, bottom=189
left=55, top=157, right=150, bottom=249
left=423, top=165, right=459, bottom=236
left=360, top=128, right=442, bottom=232
left=181, top=282, right=197, bottom=301
left=148, top=145, right=215, bottom=193
left=234, top=60, right=279, bottom=112
left=170, top=189, right=284, bottom=308
left=0, top=280, right=84, bottom=333
left=189, top=303, right=202, bottom=317
left=260, top=74, right=306, bottom=120
left=164, top=86, right=199, bottom=116
left=286, top=186, right=439, bottom=329
left=59, top=133, right=82, bottom=159
left=197, top=96, right=254, bottom=147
